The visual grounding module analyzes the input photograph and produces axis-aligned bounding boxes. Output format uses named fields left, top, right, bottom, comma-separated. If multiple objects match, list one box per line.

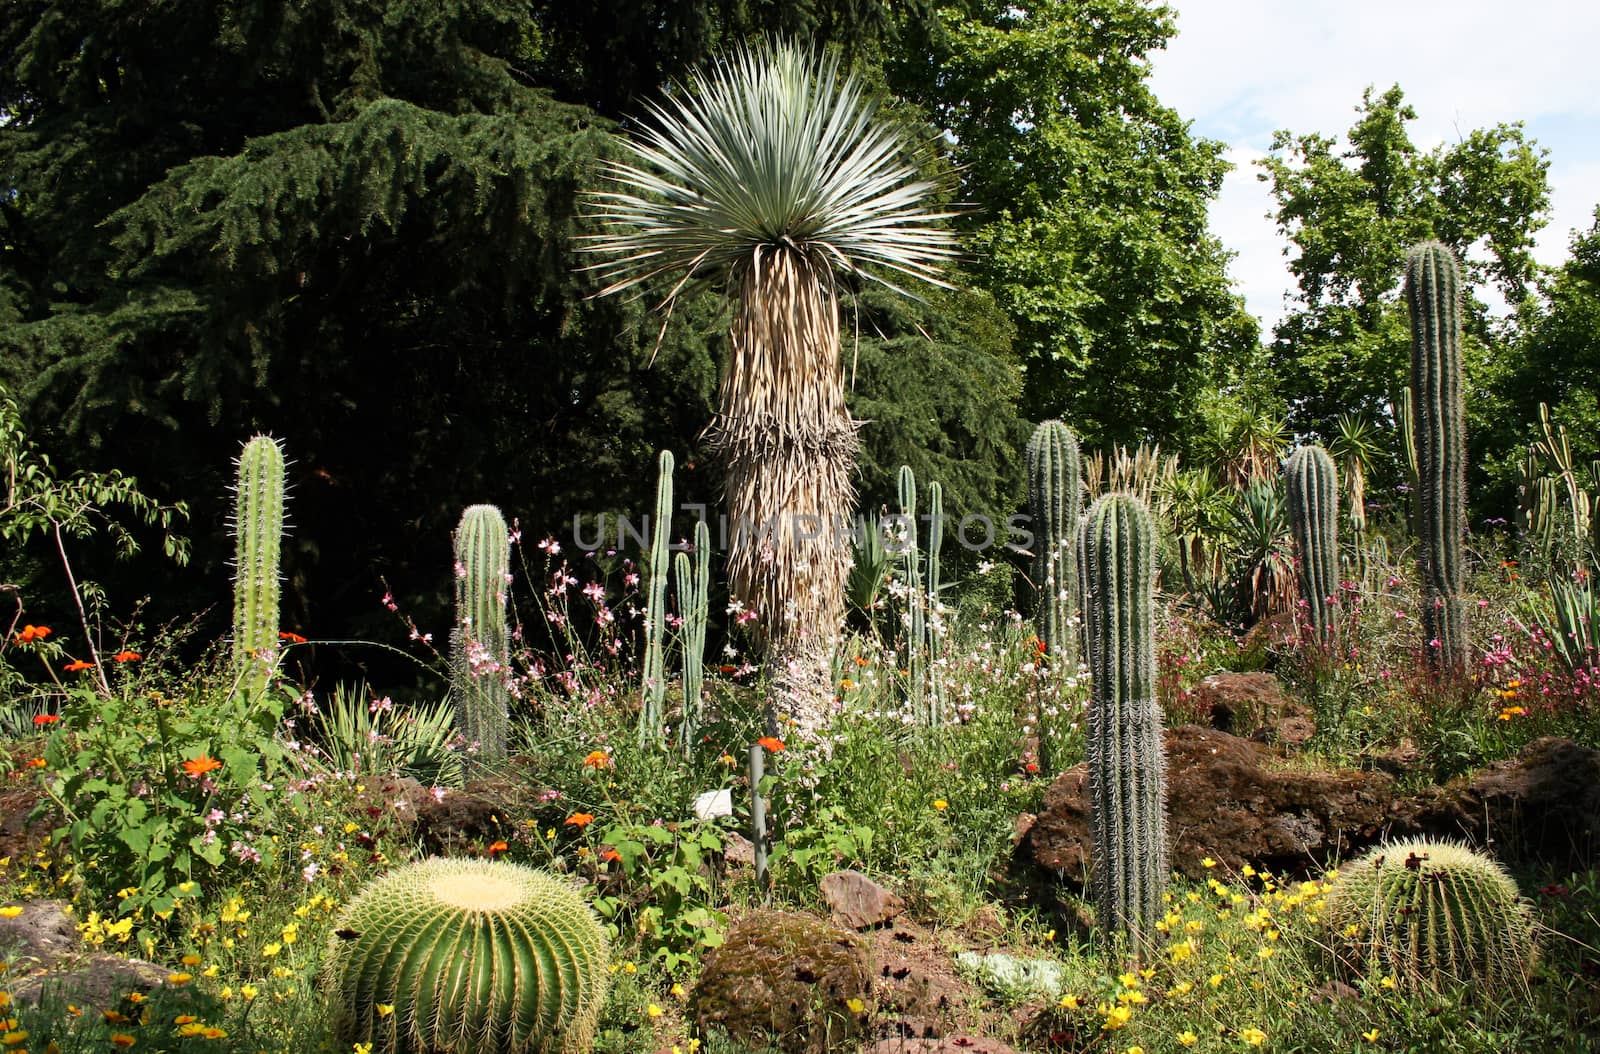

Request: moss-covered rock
left=691, top=910, right=873, bottom=1053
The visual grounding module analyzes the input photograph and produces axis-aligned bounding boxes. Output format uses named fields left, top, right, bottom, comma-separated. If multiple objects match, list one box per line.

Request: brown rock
left=822, top=870, right=905, bottom=930
left=866, top=919, right=975, bottom=1040
left=0, top=899, right=78, bottom=966
left=1194, top=672, right=1314, bottom=746
left=9, top=953, right=176, bottom=1011
left=413, top=780, right=516, bottom=855
left=867, top=1036, right=1021, bottom=1054
left=1410, top=737, right=1600, bottom=868
left=1025, top=725, right=1402, bottom=882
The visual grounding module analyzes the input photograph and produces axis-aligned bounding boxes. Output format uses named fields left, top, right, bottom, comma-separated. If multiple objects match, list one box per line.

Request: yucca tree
left=583, top=43, right=957, bottom=730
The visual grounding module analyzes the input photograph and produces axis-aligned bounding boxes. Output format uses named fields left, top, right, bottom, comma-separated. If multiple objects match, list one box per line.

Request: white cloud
left=1149, top=0, right=1600, bottom=331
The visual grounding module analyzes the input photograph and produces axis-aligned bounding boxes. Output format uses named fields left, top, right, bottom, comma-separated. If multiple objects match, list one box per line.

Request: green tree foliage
left=1262, top=85, right=1552, bottom=504
left=0, top=1, right=1023, bottom=662
left=887, top=0, right=1259, bottom=451
left=1512, top=209, right=1600, bottom=470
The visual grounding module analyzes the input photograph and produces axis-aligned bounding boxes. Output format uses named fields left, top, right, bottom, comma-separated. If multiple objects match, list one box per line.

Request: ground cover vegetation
left=1, top=2, right=1598, bottom=1053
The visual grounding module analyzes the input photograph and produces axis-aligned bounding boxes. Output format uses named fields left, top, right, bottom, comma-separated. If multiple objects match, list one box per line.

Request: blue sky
left=1146, top=0, right=1600, bottom=331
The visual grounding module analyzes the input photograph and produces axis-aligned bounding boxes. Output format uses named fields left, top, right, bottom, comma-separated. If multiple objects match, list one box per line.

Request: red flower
left=112, top=650, right=141, bottom=663
left=278, top=631, right=308, bottom=644
left=564, top=812, right=595, bottom=828
left=487, top=840, right=509, bottom=855
left=717, top=664, right=738, bottom=674
left=599, top=848, right=622, bottom=863
left=13, top=624, right=51, bottom=645
left=756, top=736, right=785, bottom=753
left=63, top=659, right=93, bottom=672
left=181, top=755, right=222, bottom=778
left=32, top=714, right=60, bottom=727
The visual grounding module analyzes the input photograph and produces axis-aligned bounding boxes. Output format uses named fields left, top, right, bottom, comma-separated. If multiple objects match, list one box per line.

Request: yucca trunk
left=710, top=246, right=856, bottom=730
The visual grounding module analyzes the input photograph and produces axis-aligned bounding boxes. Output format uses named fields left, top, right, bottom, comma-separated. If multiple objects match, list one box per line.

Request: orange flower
left=32, top=714, right=59, bottom=727
left=487, top=840, right=509, bottom=855
left=12, top=625, right=50, bottom=644
left=854, top=655, right=869, bottom=666
left=600, top=848, right=622, bottom=863
left=181, top=756, right=223, bottom=778
left=111, top=650, right=141, bottom=663
left=278, top=631, right=307, bottom=644
left=25, top=758, right=45, bottom=769
left=581, top=750, right=612, bottom=770
left=63, top=659, right=93, bottom=672
left=109, top=1034, right=136, bottom=1048
left=756, top=736, right=785, bottom=753
left=564, top=813, right=595, bottom=828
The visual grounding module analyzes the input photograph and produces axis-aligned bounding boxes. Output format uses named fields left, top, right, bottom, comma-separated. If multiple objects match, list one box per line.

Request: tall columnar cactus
left=1326, top=839, right=1536, bottom=996
left=1027, top=421, right=1083, bottom=664
left=1405, top=241, right=1468, bottom=673
left=1284, top=444, right=1340, bottom=642
left=453, top=504, right=511, bottom=769
left=897, top=466, right=926, bottom=720
left=232, top=435, right=286, bottom=701
left=675, top=518, right=711, bottom=754
left=326, top=858, right=610, bottom=1054
left=641, top=450, right=674, bottom=742
left=926, top=479, right=945, bottom=725
left=1078, top=493, right=1167, bottom=950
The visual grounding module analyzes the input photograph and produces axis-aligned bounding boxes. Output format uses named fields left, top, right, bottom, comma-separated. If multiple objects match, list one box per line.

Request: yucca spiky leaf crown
left=326, top=858, right=610, bottom=1054
left=583, top=41, right=959, bottom=300
left=1326, top=839, right=1536, bottom=995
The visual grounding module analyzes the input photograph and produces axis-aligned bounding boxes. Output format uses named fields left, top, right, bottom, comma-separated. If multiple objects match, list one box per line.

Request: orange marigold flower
left=32, top=714, right=60, bottom=726
left=278, top=631, right=307, bottom=644
left=581, top=750, right=612, bottom=770
left=487, top=840, right=509, bottom=854
left=63, top=659, right=93, bottom=672
left=109, top=1033, right=136, bottom=1048
left=181, top=756, right=223, bottom=778
left=564, top=813, right=595, bottom=828
left=112, top=650, right=142, bottom=663
left=756, top=736, right=785, bottom=753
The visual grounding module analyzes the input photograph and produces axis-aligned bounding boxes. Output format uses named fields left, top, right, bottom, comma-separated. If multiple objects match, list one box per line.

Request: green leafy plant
left=307, top=683, right=462, bottom=785
left=591, top=819, right=728, bottom=974
left=326, top=857, right=610, bottom=1054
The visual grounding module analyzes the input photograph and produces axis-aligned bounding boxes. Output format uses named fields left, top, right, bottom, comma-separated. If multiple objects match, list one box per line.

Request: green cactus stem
left=452, top=504, right=511, bottom=770
left=1405, top=241, right=1468, bottom=673
left=897, top=465, right=926, bottom=721
left=675, top=518, right=711, bottom=754
left=1078, top=493, right=1167, bottom=951
left=232, top=435, right=286, bottom=702
left=1284, top=445, right=1340, bottom=643
left=1027, top=421, right=1082, bottom=664
left=641, top=450, right=674, bottom=743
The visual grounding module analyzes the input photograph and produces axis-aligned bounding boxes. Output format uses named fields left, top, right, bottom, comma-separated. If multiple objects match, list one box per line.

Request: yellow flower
left=1257, top=946, right=1275, bottom=960
left=354, top=1044, right=373, bottom=1054
left=109, top=1035, right=136, bottom=1049
left=173, top=1016, right=198, bottom=1025
left=622, top=961, right=637, bottom=974
left=178, top=1023, right=206, bottom=1037
left=262, top=942, right=282, bottom=957
left=1363, top=1029, right=1380, bottom=1042
left=1100, top=1004, right=1132, bottom=1030
left=1117, top=972, right=1139, bottom=988
left=1240, top=1026, right=1267, bottom=1046
left=376, top=1005, right=395, bottom=1018
left=180, top=954, right=202, bottom=966
left=646, top=1004, right=664, bottom=1019
left=845, top=998, right=866, bottom=1013
left=1125, top=1048, right=1144, bottom=1054
left=1242, top=863, right=1256, bottom=877
left=201, top=1028, right=227, bottom=1040
left=1208, top=973, right=1224, bottom=987
left=1178, top=1032, right=1198, bottom=1047
left=1058, top=993, right=1080, bottom=1010
left=167, top=972, right=193, bottom=984
left=0, top=908, right=20, bottom=919
left=1201, top=857, right=1217, bottom=868
left=670, top=983, right=685, bottom=998
left=240, top=983, right=259, bottom=1001
left=1379, top=975, right=1396, bottom=990
left=1173, top=981, right=1193, bottom=995
left=3, top=1029, right=28, bottom=1045
left=932, top=800, right=948, bottom=811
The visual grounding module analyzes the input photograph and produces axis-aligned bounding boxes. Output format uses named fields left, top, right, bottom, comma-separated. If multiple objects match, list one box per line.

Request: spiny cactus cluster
left=1405, top=241, right=1468, bottom=673
left=1284, top=444, right=1339, bottom=642
left=1028, top=420, right=1083, bottom=664
left=1079, top=492, right=1167, bottom=950
left=326, top=858, right=610, bottom=1054
left=1326, top=839, right=1537, bottom=996
left=452, top=504, right=511, bottom=770
left=232, top=435, right=286, bottom=701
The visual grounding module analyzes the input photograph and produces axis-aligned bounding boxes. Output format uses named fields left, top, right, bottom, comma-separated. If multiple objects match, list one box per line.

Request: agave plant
left=584, top=42, right=958, bottom=729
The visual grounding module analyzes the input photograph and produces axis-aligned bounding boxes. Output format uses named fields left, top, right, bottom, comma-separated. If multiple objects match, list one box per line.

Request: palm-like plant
left=583, top=43, right=958, bottom=729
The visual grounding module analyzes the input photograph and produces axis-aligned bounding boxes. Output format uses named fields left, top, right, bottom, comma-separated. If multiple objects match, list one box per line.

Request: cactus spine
left=897, top=466, right=927, bottom=721
left=1027, top=421, right=1083, bottom=664
left=453, top=505, right=511, bottom=770
left=675, top=519, right=711, bottom=754
left=232, top=435, right=286, bottom=701
left=1284, top=445, right=1340, bottom=642
left=1405, top=241, right=1468, bottom=673
left=1327, top=839, right=1536, bottom=996
left=641, top=450, right=674, bottom=743
left=326, top=858, right=610, bottom=1054
left=1079, top=493, right=1167, bottom=950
